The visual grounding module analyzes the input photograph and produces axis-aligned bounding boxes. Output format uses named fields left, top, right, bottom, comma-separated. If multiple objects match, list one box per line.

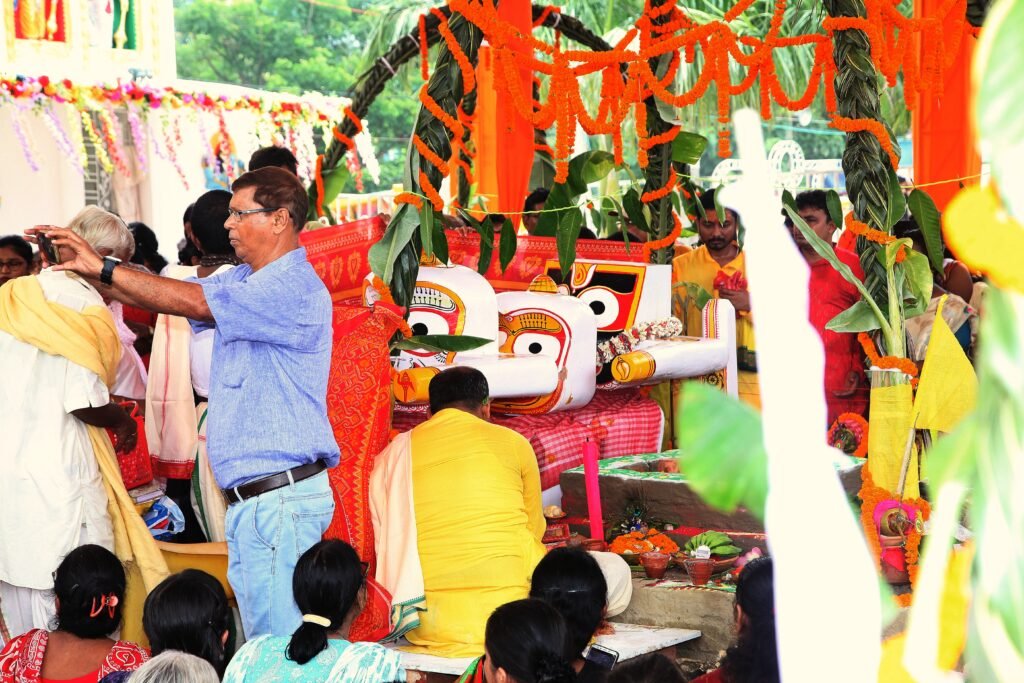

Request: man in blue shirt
left=33, top=167, right=341, bottom=638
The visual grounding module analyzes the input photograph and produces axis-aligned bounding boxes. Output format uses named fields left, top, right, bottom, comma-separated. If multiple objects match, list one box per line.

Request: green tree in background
left=174, top=0, right=421, bottom=191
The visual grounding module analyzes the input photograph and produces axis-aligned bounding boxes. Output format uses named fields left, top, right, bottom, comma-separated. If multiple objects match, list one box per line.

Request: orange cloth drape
left=470, top=0, right=533, bottom=227
left=912, top=2, right=979, bottom=210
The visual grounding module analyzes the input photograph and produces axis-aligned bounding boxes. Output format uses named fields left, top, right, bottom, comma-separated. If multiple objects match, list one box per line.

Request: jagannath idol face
left=549, top=262, right=647, bottom=341
left=491, top=308, right=571, bottom=414
left=399, top=283, right=467, bottom=367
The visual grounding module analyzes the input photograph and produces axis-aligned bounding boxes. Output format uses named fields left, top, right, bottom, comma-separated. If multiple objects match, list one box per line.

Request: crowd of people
left=10, top=136, right=972, bottom=682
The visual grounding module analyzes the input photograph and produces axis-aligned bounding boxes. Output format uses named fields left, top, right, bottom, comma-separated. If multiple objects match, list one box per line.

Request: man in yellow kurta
left=672, top=188, right=760, bottom=408
left=371, top=366, right=546, bottom=658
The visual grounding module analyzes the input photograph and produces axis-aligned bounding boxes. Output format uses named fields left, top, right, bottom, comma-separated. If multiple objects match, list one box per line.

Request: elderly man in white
left=0, top=207, right=139, bottom=641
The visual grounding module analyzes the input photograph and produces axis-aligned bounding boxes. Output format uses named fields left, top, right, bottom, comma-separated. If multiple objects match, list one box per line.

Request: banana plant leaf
left=784, top=205, right=890, bottom=335
left=675, top=382, right=768, bottom=519
left=907, top=188, right=944, bottom=272
left=391, top=334, right=493, bottom=354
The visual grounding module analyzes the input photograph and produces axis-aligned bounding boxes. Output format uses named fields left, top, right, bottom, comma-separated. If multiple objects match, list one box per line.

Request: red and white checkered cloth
left=392, top=389, right=664, bottom=490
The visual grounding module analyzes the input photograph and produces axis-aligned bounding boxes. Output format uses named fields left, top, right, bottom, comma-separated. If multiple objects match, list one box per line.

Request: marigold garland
left=828, top=412, right=869, bottom=457
left=419, top=14, right=430, bottom=81
left=314, top=154, right=326, bottom=218
left=858, top=332, right=919, bottom=378
left=858, top=466, right=930, bottom=606
left=394, top=192, right=424, bottom=210
left=830, top=115, right=901, bottom=171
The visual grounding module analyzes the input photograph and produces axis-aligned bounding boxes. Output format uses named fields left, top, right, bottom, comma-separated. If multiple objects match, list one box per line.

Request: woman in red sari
left=0, top=546, right=148, bottom=683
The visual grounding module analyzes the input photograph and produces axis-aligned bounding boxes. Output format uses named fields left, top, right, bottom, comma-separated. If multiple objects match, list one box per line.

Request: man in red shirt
left=786, top=191, right=869, bottom=425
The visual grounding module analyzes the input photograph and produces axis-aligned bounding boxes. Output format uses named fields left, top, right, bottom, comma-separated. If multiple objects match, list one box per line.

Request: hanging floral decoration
left=1, top=74, right=348, bottom=184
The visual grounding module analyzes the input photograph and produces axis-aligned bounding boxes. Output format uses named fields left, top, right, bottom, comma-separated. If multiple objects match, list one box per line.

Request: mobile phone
left=37, top=232, right=61, bottom=265
left=582, top=643, right=620, bottom=670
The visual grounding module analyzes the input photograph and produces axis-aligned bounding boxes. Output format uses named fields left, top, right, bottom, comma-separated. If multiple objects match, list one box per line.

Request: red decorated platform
left=393, top=388, right=663, bottom=490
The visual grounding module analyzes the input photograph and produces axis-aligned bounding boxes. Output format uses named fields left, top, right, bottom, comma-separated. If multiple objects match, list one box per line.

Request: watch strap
left=100, top=257, right=119, bottom=286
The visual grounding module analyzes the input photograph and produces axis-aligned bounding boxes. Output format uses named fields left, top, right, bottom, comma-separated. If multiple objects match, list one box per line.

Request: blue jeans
left=225, top=470, right=334, bottom=638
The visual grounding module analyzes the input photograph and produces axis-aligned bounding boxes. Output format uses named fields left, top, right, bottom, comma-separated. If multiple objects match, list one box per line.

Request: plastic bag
left=142, top=496, right=186, bottom=540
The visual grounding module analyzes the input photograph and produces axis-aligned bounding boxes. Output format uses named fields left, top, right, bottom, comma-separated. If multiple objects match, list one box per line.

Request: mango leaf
left=622, top=187, right=650, bottom=235
left=886, top=166, right=907, bottom=230
left=577, top=150, right=616, bottom=186
left=392, top=334, right=493, bottom=353
left=499, top=217, right=517, bottom=272
left=785, top=205, right=889, bottom=333
left=419, top=202, right=435, bottom=257
left=672, top=131, right=709, bottom=165
left=432, top=220, right=449, bottom=265
left=369, top=204, right=419, bottom=283
left=459, top=210, right=494, bottom=275
left=826, top=189, right=844, bottom=228
left=674, top=281, right=712, bottom=313
left=556, top=209, right=585, bottom=279
left=907, top=188, right=944, bottom=272
left=826, top=300, right=884, bottom=333
left=676, top=382, right=767, bottom=519
left=901, top=250, right=934, bottom=318
left=535, top=183, right=573, bottom=235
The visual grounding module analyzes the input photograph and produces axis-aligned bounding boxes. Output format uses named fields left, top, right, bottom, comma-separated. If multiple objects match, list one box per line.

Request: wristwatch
left=100, top=256, right=122, bottom=286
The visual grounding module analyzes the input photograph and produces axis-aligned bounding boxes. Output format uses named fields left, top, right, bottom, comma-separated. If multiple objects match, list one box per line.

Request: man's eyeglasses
left=227, top=207, right=280, bottom=220
left=0, top=260, right=27, bottom=270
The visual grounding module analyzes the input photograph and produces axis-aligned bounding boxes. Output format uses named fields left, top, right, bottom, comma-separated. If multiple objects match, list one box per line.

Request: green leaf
left=784, top=205, right=891, bottom=335
left=672, top=131, right=709, bottom=165
left=392, top=334, right=493, bottom=353
left=556, top=210, right=585, bottom=279
left=879, top=237, right=914, bottom=270
left=432, top=220, right=449, bottom=265
left=578, top=150, right=616, bottom=185
left=622, top=188, right=650, bottom=235
left=674, top=281, right=712, bottom=313
left=369, top=204, right=419, bottom=283
left=535, top=183, right=572, bottom=236
left=826, top=300, right=883, bottom=333
left=419, top=202, right=434, bottom=257
left=901, top=250, right=934, bottom=318
left=907, top=188, right=944, bottom=272
left=459, top=210, right=494, bottom=275
left=826, top=189, right=844, bottom=228
left=885, top=166, right=907, bottom=230
left=499, top=217, right=517, bottom=272
left=675, top=383, right=767, bottom=519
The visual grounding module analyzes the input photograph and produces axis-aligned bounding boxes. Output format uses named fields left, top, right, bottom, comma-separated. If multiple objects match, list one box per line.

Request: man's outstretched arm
left=28, top=226, right=214, bottom=322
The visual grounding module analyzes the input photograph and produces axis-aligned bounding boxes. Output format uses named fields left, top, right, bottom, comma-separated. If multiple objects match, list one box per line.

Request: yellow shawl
left=0, top=276, right=168, bottom=643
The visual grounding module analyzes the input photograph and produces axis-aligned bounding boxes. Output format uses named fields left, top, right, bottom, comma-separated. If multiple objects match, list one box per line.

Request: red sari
left=0, top=630, right=148, bottom=683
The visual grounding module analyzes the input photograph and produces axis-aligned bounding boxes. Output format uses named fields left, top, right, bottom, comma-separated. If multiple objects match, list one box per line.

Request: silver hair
left=67, top=206, right=135, bottom=261
left=128, top=651, right=219, bottom=683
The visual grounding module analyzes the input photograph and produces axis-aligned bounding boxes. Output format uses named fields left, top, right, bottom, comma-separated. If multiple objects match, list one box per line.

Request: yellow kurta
left=406, top=409, right=546, bottom=657
left=671, top=246, right=761, bottom=409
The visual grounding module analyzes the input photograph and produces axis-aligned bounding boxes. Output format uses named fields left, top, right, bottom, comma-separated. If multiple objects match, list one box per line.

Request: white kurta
left=0, top=270, right=115, bottom=590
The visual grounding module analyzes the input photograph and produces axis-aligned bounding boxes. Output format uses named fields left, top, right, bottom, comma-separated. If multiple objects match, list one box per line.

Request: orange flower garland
left=859, top=467, right=930, bottom=607
left=858, top=332, right=919, bottom=378
left=394, top=192, right=424, bottom=210
left=419, top=14, right=430, bottom=81
left=828, top=412, right=869, bottom=457
left=830, top=115, right=901, bottom=171
left=314, top=154, right=325, bottom=218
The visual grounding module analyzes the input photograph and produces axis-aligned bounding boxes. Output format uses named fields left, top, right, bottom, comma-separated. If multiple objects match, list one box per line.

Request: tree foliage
left=174, top=0, right=421, bottom=190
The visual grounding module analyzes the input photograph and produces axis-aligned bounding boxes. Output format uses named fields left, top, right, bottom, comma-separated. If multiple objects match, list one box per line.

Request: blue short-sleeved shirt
left=189, top=247, right=340, bottom=489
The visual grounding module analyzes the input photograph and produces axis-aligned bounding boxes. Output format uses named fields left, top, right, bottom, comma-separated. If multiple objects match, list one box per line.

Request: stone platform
left=612, top=568, right=738, bottom=667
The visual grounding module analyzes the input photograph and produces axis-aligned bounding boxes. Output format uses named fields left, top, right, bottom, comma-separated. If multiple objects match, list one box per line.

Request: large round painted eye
left=578, top=287, right=621, bottom=328
left=407, top=311, right=451, bottom=337
left=511, top=332, right=562, bottom=357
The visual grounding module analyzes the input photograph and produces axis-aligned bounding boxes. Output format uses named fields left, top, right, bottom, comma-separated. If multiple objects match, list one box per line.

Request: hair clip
left=89, top=594, right=119, bottom=619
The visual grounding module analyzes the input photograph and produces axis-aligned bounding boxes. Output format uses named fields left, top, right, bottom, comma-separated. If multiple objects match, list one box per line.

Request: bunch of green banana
left=683, top=531, right=742, bottom=557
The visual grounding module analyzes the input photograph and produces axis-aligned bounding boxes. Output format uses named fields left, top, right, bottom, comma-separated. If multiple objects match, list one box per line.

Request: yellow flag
left=912, top=296, right=978, bottom=432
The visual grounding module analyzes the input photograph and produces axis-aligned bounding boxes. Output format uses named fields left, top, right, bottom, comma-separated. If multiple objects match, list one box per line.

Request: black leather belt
left=224, top=460, right=326, bottom=505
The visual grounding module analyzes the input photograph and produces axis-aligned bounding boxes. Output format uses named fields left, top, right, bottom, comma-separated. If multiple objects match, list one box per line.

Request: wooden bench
left=388, top=623, right=701, bottom=682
